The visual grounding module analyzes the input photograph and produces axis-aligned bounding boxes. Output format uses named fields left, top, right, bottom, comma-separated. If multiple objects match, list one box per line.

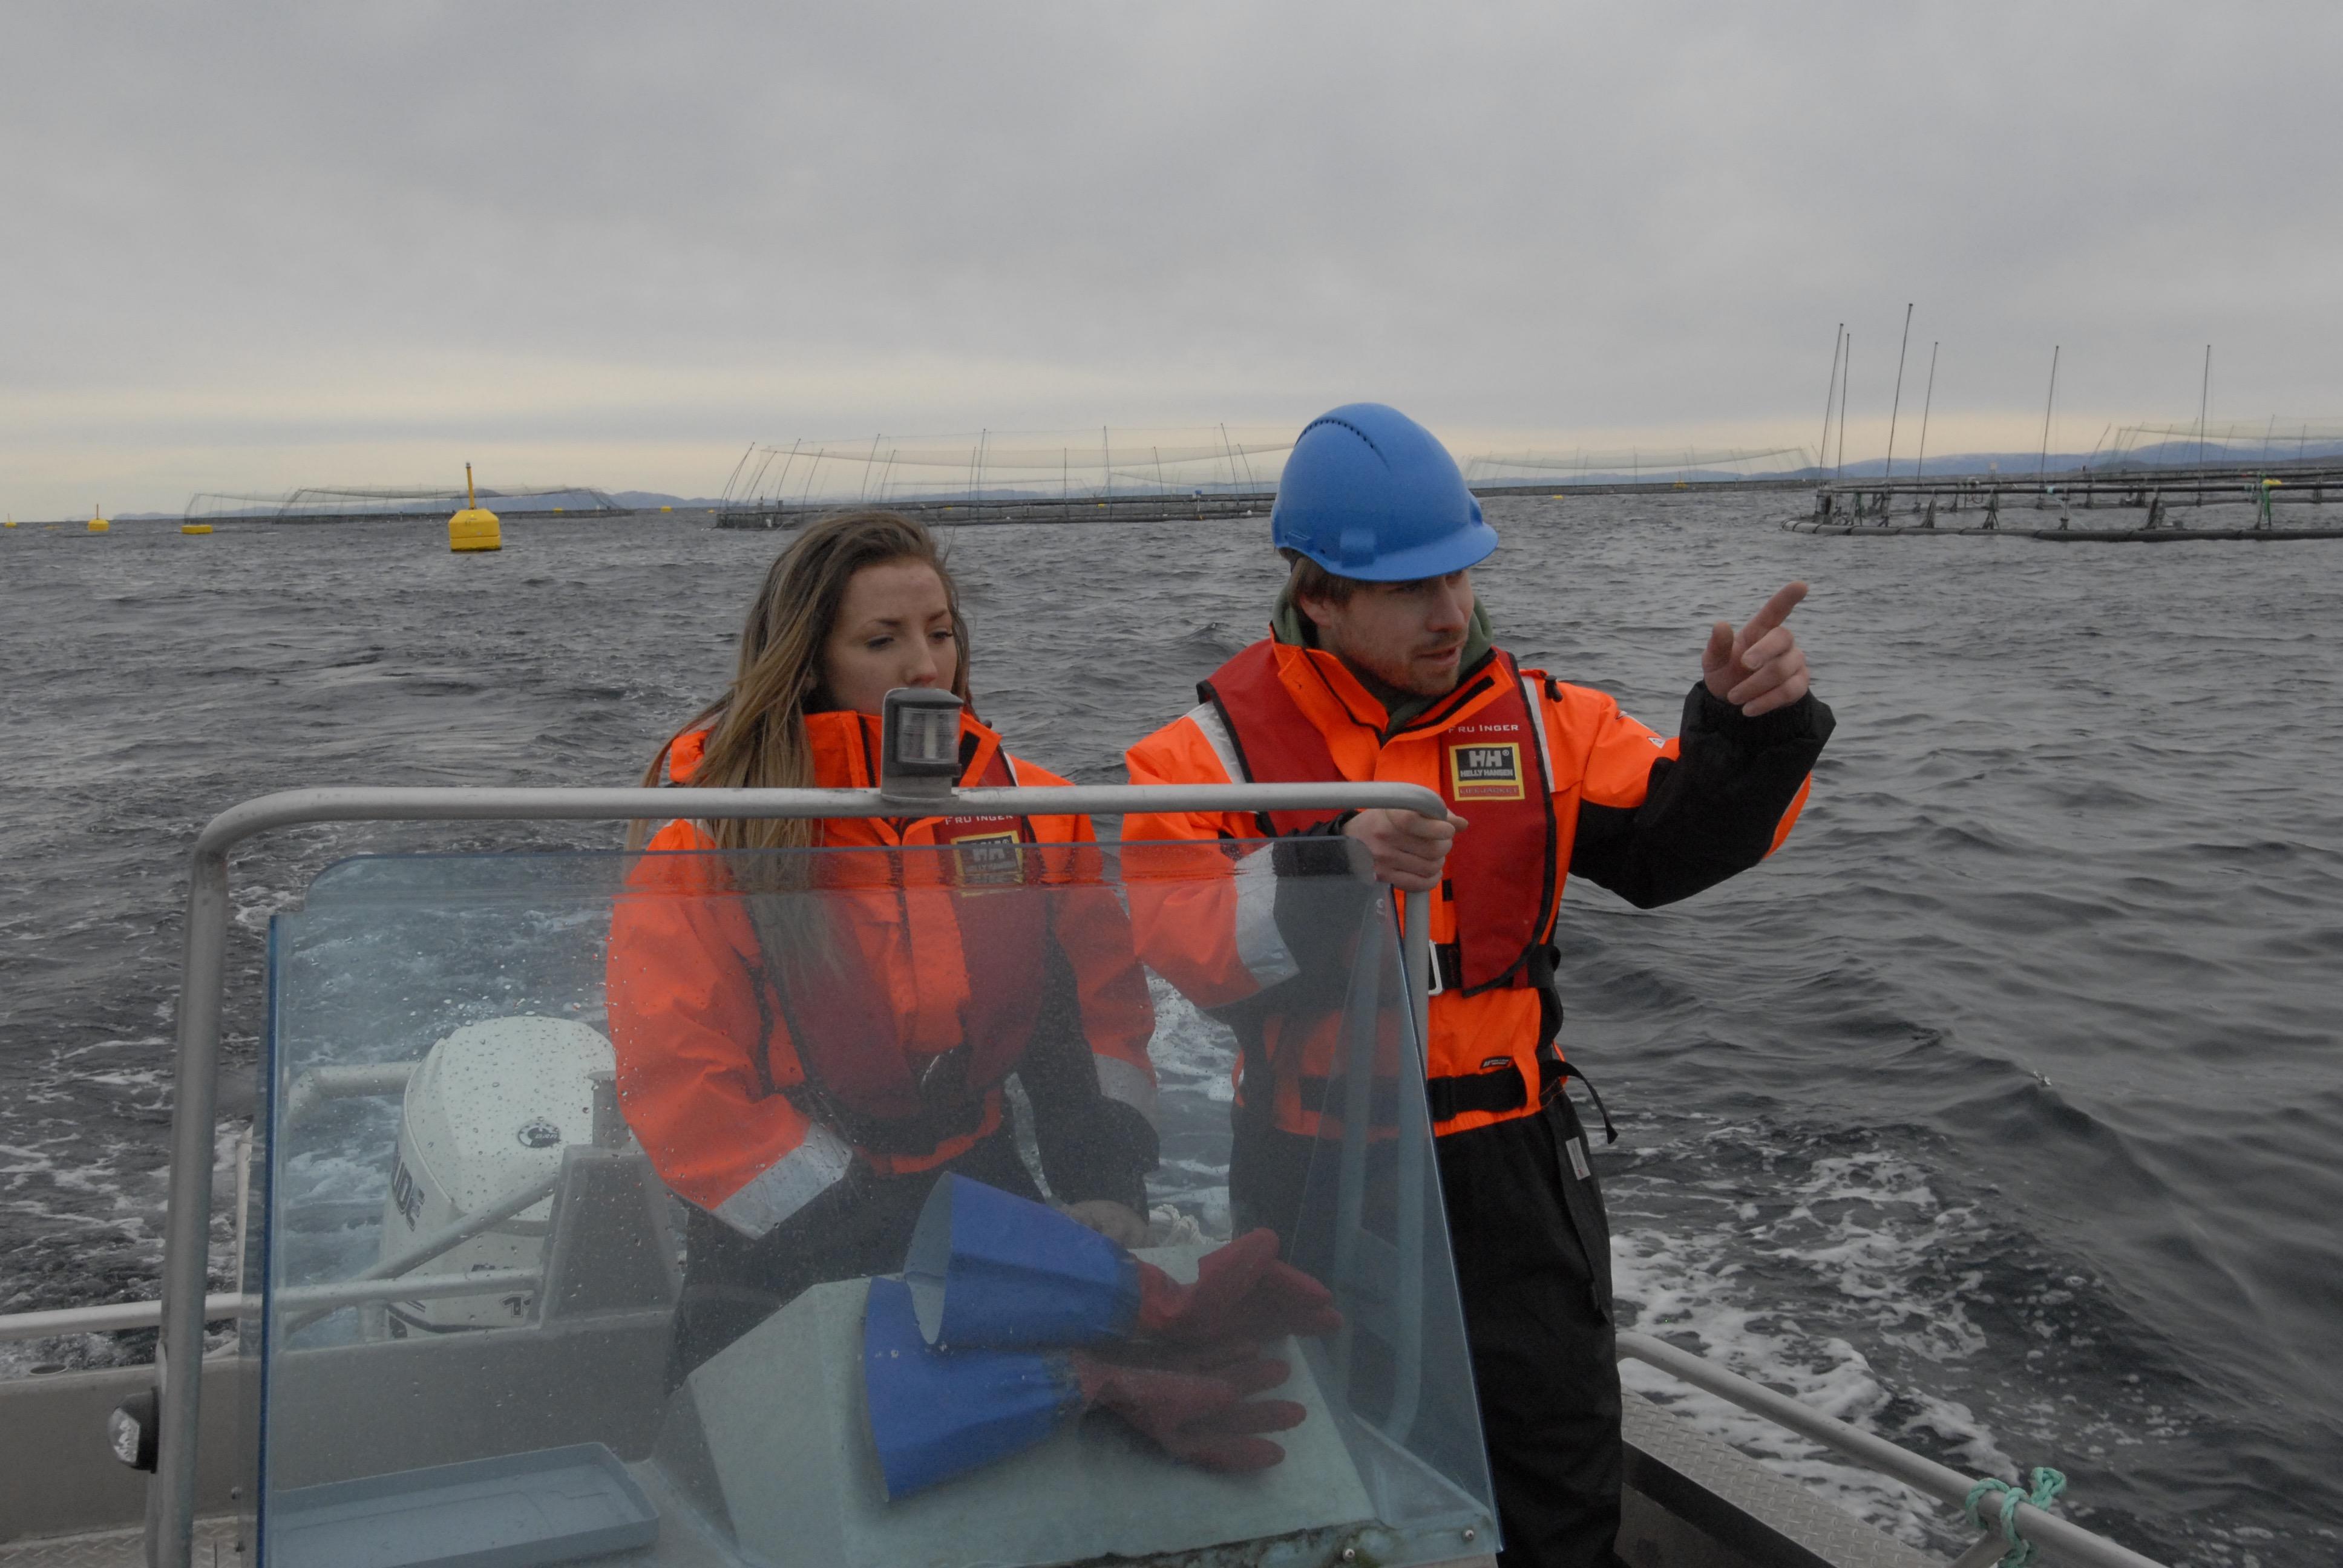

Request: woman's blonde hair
left=630, top=510, right=971, bottom=851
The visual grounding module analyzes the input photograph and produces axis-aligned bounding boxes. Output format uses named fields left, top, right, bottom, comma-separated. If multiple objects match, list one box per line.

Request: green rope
left=1964, top=1467, right=2068, bottom=1567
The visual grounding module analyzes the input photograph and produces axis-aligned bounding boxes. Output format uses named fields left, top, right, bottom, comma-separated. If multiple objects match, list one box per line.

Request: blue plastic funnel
left=861, top=1276, right=1072, bottom=1500
left=905, top=1174, right=1139, bottom=1349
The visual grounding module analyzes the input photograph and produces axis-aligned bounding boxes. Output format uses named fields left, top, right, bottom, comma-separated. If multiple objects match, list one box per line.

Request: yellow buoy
left=660, top=505, right=673, bottom=513
left=88, top=505, right=110, bottom=534
left=182, top=523, right=213, bottom=535
left=3, top=515, right=16, bottom=528
left=448, top=463, right=501, bottom=553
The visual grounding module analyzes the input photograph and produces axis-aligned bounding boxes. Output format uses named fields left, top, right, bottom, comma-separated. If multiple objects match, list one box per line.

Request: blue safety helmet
left=1271, top=403, right=1498, bottom=582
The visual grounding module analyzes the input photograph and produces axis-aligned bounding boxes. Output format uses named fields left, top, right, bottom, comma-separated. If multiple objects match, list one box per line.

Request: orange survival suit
left=1123, top=633, right=1830, bottom=1152
left=1123, top=629, right=1832, bottom=1567
left=608, top=707, right=1159, bottom=1371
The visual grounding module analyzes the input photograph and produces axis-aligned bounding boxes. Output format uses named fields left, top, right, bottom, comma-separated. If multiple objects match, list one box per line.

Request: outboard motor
left=379, top=1016, right=616, bottom=1333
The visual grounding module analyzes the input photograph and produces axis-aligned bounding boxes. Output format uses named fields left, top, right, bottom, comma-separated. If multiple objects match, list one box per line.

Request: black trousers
left=1232, top=1091, right=1624, bottom=1568
left=1438, top=1093, right=1624, bottom=1568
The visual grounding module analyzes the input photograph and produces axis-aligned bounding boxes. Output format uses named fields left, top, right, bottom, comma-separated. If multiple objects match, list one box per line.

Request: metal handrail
left=278, top=1062, right=418, bottom=1137
left=1616, top=1331, right=2170, bottom=1568
left=145, top=780, right=1443, bottom=1568
left=279, top=1172, right=565, bottom=1337
left=1, top=1269, right=544, bottom=1345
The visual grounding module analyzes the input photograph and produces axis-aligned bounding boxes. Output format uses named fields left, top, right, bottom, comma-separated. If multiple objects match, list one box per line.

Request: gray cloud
left=4, top=2, right=2336, bottom=511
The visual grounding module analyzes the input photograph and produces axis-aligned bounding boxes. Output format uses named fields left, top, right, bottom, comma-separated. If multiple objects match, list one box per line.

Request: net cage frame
left=2102, top=419, right=2343, bottom=469
left=183, top=484, right=626, bottom=524
left=1462, top=444, right=1817, bottom=486
left=718, top=426, right=1299, bottom=511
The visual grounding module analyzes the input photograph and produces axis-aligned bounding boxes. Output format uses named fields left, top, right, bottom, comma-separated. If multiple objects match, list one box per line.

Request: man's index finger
left=1740, top=581, right=1809, bottom=639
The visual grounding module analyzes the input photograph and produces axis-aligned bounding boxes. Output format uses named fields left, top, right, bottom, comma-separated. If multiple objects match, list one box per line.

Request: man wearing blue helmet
left=1125, top=403, right=1833, bottom=1568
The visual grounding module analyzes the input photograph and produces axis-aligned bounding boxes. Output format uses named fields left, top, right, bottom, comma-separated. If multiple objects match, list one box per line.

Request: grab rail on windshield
left=143, top=780, right=1446, bottom=1568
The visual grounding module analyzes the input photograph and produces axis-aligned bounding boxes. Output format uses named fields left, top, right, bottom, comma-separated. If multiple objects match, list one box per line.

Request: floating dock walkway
left=1787, top=461, right=2343, bottom=540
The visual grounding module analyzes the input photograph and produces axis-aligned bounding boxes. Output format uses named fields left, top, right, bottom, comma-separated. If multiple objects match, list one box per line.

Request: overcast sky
left=4, top=3, right=2338, bottom=514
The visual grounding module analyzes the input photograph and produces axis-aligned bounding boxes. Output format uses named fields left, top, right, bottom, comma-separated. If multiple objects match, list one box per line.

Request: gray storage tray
left=269, top=1441, right=660, bottom=1568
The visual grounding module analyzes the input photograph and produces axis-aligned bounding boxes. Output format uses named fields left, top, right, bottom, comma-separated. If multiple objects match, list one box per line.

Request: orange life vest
left=1198, top=641, right=1561, bottom=996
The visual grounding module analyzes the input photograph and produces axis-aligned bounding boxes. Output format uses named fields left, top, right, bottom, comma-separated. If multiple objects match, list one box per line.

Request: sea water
left=1, top=497, right=2337, bottom=1565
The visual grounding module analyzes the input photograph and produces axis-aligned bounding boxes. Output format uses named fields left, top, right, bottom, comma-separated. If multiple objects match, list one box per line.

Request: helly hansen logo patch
left=951, top=829, right=1022, bottom=885
left=1566, top=1136, right=1591, bottom=1181
left=1449, top=742, right=1525, bottom=802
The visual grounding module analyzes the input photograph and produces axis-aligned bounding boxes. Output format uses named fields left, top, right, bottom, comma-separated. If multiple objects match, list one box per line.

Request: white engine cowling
left=380, top=1016, right=615, bottom=1333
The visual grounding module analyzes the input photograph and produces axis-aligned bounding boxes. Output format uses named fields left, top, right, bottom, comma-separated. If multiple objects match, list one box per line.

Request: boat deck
left=1620, top=1391, right=1937, bottom=1567
left=0, top=1518, right=238, bottom=1568
left=0, top=1394, right=1944, bottom=1568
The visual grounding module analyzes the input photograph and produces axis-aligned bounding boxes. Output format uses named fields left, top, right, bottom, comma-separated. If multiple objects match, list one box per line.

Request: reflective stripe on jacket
left=1123, top=636, right=1826, bottom=1137
left=608, top=708, right=1158, bottom=1235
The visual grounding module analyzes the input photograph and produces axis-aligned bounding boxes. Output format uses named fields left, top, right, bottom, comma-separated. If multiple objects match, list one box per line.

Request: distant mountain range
left=1791, top=438, right=2343, bottom=481
left=611, top=491, right=725, bottom=509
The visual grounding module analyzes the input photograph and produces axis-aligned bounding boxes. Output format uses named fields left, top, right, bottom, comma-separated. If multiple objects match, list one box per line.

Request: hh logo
left=951, top=829, right=1023, bottom=886
left=1449, top=741, right=1524, bottom=802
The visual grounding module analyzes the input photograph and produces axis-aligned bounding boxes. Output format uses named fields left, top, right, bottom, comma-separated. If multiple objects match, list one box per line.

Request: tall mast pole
left=1884, top=303, right=1914, bottom=481
left=1818, top=322, right=1844, bottom=479
left=2036, top=345, right=2060, bottom=482
left=1913, top=342, right=1939, bottom=479
left=766, top=439, right=802, bottom=509
left=2197, top=345, right=2212, bottom=468
left=1835, top=334, right=1852, bottom=479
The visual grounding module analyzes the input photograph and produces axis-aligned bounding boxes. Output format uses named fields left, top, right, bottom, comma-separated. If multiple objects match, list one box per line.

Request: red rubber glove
left=1132, top=1229, right=1342, bottom=1345
left=1067, top=1342, right=1306, bottom=1471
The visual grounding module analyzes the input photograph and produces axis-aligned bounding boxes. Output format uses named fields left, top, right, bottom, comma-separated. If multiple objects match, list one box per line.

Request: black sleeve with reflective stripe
left=1567, top=682, right=1835, bottom=909
left=1020, top=937, right=1158, bottom=1209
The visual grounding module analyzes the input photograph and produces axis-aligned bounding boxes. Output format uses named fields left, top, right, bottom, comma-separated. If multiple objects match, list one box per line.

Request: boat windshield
left=261, top=837, right=1494, bottom=1567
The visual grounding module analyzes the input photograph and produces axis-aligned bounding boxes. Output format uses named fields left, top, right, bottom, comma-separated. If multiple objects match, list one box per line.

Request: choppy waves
left=3, top=503, right=2340, bottom=1563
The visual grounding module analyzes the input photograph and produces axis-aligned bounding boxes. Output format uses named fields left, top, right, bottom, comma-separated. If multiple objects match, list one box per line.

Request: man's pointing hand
left=1702, top=581, right=1812, bottom=717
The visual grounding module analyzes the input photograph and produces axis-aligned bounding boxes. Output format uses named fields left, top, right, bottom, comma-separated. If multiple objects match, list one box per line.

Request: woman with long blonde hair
left=606, top=511, right=1158, bottom=1376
